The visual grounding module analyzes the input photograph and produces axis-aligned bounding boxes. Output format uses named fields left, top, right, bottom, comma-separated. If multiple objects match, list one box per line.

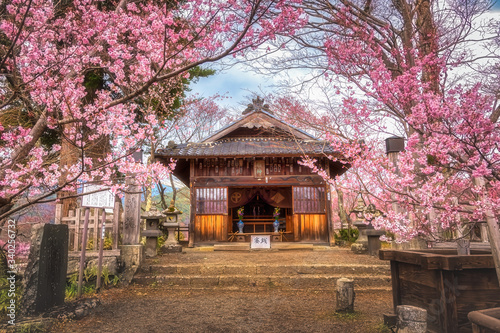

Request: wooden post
left=54, top=203, right=62, bottom=224
left=476, top=177, right=500, bottom=286
left=74, top=208, right=81, bottom=251
left=97, top=209, right=106, bottom=290
left=293, top=214, right=300, bottom=241
left=77, top=207, right=90, bottom=297
left=92, top=208, right=98, bottom=250
left=391, top=260, right=402, bottom=313
left=112, top=195, right=120, bottom=249
left=325, top=183, right=335, bottom=246
left=188, top=160, right=195, bottom=248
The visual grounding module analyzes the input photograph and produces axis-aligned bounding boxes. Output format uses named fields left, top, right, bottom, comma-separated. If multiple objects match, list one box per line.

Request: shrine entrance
left=228, top=187, right=293, bottom=241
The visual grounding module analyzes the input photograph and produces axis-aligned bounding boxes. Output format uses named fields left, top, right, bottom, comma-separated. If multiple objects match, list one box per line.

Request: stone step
left=138, top=263, right=390, bottom=276
left=212, top=243, right=316, bottom=251
left=132, top=274, right=391, bottom=290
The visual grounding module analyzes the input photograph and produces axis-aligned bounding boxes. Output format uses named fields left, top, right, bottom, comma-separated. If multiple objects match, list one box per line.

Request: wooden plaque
left=254, top=160, right=265, bottom=178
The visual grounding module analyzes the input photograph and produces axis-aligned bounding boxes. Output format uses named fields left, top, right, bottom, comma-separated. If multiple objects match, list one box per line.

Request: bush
left=334, top=228, right=359, bottom=244
left=65, top=267, right=119, bottom=300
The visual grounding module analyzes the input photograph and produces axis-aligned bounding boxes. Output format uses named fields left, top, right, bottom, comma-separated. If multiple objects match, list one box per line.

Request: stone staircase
left=132, top=246, right=392, bottom=291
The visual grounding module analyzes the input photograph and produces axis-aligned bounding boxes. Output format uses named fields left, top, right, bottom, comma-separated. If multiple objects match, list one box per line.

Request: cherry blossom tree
left=255, top=1, right=500, bottom=279
left=0, top=0, right=306, bottom=222
left=143, top=92, right=232, bottom=211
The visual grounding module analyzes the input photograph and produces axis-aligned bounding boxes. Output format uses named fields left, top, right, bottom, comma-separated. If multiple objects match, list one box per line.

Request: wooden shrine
left=156, top=98, right=348, bottom=245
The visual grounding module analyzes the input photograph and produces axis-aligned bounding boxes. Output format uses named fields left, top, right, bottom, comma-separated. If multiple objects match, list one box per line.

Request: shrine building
left=156, top=98, right=348, bottom=245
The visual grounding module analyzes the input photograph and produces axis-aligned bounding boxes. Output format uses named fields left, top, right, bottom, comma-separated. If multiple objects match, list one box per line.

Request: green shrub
left=334, top=228, right=359, bottom=244
left=65, top=267, right=120, bottom=300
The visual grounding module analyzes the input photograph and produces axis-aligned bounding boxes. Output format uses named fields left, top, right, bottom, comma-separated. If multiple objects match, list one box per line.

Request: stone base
left=119, top=245, right=144, bottom=285
left=120, top=245, right=144, bottom=267
left=351, top=243, right=368, bottom=254
left=145, top=238, right=157, bottom=258
left=67, top=251, right=120, bottom=276
left=161, top=244, right=182, bottom=253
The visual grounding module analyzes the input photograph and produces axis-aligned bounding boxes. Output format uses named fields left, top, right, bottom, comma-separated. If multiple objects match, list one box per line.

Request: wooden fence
left=55, top=203, right=122, bottom=251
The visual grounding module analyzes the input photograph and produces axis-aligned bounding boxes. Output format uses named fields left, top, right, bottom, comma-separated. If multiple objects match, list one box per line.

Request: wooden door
left=293, top=214, right=328, bottom=242
left=195, top=215, right=226, bottom=242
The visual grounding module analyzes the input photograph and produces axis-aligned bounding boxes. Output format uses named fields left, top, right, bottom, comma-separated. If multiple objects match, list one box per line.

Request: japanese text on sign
left=251, top=235, right=271, bottom=249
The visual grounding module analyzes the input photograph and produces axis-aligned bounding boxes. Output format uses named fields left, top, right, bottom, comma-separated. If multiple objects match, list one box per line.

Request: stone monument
left=22, top=224, right=68, bottom=315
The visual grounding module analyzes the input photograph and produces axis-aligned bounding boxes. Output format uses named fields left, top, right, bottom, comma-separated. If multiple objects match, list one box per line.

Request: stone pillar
left=119, top=244, right=143, bottom=285
left=457, top=239, right=471, bottom=255
left=123, top=177, right=141, bottom=245
left=22, top=224, right=69, bottom=315
left=336, top=278, right=355, bottom=313
left=397, top=305, right=427, bottom=333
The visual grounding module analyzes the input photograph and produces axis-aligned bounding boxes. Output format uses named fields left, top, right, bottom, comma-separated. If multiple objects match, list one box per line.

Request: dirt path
left=55, top=286, right=392, bottom=333
left=55, top=248, right=393, bottom=332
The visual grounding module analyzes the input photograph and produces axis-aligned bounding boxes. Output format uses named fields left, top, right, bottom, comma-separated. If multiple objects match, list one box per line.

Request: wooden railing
left=55, top=204, right=122, bottom=251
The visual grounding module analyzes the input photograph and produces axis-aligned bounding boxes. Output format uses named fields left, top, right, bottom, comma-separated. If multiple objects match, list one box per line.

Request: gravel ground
left=54, top=286, right=392, bottom=333
left=55, top=247, right=393, bottom=333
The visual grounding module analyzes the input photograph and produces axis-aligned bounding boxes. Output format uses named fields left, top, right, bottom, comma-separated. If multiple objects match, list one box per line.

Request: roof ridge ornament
left=242, top=96, right=272, bottom=115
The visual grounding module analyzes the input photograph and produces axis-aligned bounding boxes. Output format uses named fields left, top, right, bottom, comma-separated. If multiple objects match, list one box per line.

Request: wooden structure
left=380, top=249, right=500, bottom=333
left=55, top=205, right=121, bottom=251
left=156, top=98, right=348, bottom=245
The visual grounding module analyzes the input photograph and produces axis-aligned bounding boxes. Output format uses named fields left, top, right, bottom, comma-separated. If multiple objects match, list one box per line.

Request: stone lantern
left=141, top=207, right=164, bottom=258
left=161, top=200, right=183, bottom=253
left=350, top=197, right=385, bottom=255
left=351, top=197, right=370, bottom=254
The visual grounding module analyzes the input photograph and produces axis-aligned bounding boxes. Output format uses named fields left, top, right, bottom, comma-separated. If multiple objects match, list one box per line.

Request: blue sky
left=192, top=4, right=500, bottom=109
left=191, top=65, right=274, bottom=110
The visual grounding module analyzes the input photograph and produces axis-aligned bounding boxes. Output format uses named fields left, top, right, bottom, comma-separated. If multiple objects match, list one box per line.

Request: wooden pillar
left=188, top=160, right=196, bottom=247
left=437, top=270, right=459, bottom=332
left=74, top=208, right=81, bottom=251
left=92, top=208, right=99, bottom=250
left=54, top=204, right=62, bottom=224
left=293, top=214, right=300, bottom=241
left=326, top=183, right=335, bottom=246
left=391, top=260, right=402, bottom=313
left=112, top=195, right=120, bottom=249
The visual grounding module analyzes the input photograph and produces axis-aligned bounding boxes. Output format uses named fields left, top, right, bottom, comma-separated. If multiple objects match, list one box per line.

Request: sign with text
left=81, top=184, right=115, bottom=209
left=250, top=235, right=271, bottom=249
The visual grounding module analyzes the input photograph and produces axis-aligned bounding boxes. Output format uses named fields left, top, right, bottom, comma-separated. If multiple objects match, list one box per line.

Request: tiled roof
left=156, top=137, right=336, bottom=158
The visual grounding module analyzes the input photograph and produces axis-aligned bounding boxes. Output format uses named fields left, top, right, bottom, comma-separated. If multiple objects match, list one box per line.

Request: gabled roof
left=201, top=109, right=316, bottom=143
left=155, top=100, right=349, bottom=185
left=156, top=137, right=337, bottom=159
